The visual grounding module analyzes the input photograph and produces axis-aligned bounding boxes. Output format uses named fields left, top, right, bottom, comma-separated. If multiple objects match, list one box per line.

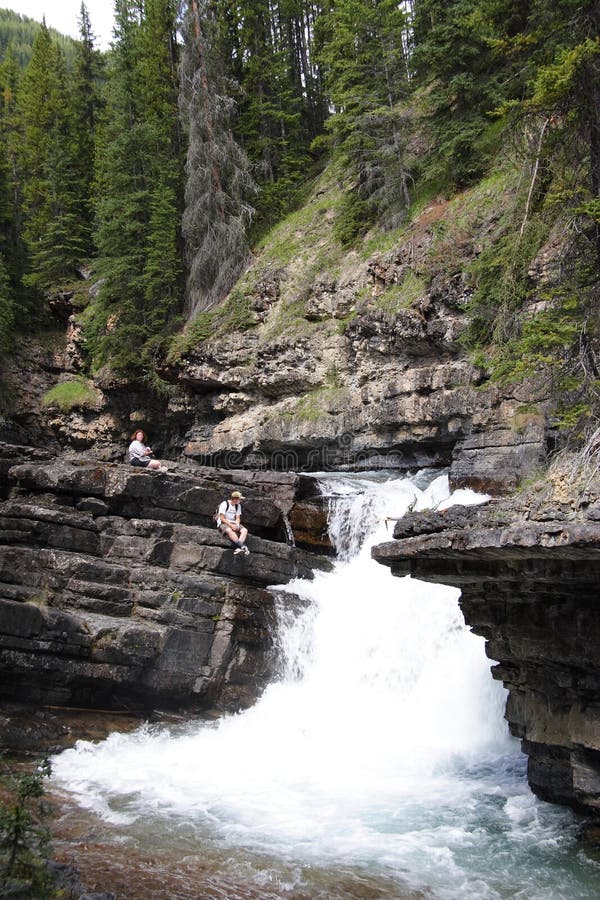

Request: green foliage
left=579, top=199, right=600, bottom=223
left=87, top=0, right=184, bottom=375
left=374, top=272, right=427, bottom=313
left=215, top=0, right=326, bottom=237
left=464, top=219, right=551, bottom=346
left=168, top=286, right=257, bottom=361
left=0, top=45, right=28, bottom=316
left=291, top=380, right=347, bottom=423
left=491, top=1, right=600, bottom=266
left=68, top=3, right=105, bottom=261
left=316, top=0, right=412, bottom=225
left=554, top=402, right=593, bottom=430
left=333, top=192, right=372, bottom=246
left=0, top=8, right=77, bottom=69
left=491, top=304, right=581, bottom=384
left=412, top=2, right=491, bottom=190
left=16, top=23, right=89, bottom=298
left=474, top=262, right=600, bottom=430
left=41, top=376, right=99, bottom=412
left=0, top=757, right=55, bottom=898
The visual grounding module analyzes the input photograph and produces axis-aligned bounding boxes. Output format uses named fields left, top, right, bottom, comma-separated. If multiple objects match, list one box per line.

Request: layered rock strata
left=0, top=447, right=327, bottom=713
left=177, top=289, right=550, bottom=494
left=0, top=197, right=557, bottom=496
left=372, top=468, right=600, bottom=815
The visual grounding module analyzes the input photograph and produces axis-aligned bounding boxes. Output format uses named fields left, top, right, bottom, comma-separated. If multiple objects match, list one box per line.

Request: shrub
left=0, top=757, right=55, bottom=898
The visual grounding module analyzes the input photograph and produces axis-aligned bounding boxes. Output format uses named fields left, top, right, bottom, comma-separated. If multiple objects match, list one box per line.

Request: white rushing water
left=52, top=472, right=600, bottom=899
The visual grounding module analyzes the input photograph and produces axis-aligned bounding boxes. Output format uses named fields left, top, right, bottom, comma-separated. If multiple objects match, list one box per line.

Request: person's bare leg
left=224, top=525, right=242, bottom=546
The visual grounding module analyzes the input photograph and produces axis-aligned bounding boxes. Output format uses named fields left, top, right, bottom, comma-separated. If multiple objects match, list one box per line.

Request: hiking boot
left=242, top=545, right=250, bottom=556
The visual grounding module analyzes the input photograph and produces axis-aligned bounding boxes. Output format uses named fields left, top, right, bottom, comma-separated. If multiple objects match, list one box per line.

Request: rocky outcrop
left=175, top=265, right=552, bottom=491
left=372, top=463, right=600, bottom=815
left=0, top=179, right=557, bottom=495
left=0, top=447, right=329, bottom=713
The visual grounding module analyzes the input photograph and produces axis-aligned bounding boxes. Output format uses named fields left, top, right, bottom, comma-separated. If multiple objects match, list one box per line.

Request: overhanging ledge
left=371, top=493, right=600, bottom=817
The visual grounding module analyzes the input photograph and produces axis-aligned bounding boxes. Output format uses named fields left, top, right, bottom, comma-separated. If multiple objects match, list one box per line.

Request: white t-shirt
left=218, top=500, right=241, bottom=526
left=129, top=439, right=148, bottom=462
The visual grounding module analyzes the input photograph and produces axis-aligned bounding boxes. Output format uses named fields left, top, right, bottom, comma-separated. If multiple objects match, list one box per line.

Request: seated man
left=217, top=490, right=250, bottom=555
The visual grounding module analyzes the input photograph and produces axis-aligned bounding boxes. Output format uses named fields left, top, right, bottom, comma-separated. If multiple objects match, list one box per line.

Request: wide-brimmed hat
left=230, top=490, right=245, bottom=499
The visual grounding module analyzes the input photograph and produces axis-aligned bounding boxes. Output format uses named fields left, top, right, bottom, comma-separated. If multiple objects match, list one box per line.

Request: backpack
left=214, top=500, right=240, bottom=527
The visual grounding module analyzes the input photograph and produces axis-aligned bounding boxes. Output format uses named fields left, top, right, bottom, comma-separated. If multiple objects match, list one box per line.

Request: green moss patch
left=41, top=377, right=100, bottom=413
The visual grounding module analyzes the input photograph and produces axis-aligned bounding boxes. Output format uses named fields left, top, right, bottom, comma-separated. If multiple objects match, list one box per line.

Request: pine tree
left=88, top=0, right=183, bottom=373
left=410, top=0, right=519, bottom=190
left=69, top=2, right=105, bottom=259
left=0, top=46, right=20, bottom=347
left=208, top=0, right=327, bottom=235
left=316, top=0, right=412, bottom=233
left=16, top=22, right=86, bottom=294
left=512, top=0, right=600, bottom=262
left=180, top=0, right=255, bottom=316
left=215, top=0, right=325, bottom=231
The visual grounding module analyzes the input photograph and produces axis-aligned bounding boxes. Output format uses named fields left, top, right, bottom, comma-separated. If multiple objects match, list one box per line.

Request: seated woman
left=128, top=429, right=162, bottom=470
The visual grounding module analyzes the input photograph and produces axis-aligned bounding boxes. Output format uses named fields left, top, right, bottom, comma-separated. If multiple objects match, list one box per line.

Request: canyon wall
left=0, top=444, right=328, bottom=713
left=0, top=187, right=560, bottom=495
left=373, top=463, right=600, bottom=816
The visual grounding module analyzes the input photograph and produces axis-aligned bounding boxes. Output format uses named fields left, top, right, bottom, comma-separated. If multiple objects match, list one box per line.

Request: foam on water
left=52, top=472, right=600, bottom=898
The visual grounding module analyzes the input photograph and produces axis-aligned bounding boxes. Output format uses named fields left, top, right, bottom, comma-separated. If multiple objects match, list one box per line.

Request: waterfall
left=52, top=472, right=596, bottom=900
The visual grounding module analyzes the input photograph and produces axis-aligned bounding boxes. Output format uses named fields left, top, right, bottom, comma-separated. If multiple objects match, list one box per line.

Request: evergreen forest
left=0, top=0, right=598, bottom=426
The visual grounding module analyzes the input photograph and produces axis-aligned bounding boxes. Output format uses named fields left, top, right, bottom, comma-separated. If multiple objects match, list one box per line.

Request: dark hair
left=130, top=429, right=147, bottom=442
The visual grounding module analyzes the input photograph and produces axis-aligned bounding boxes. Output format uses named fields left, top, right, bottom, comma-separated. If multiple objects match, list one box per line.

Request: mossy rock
left=41, top=377, right=102, bottom=413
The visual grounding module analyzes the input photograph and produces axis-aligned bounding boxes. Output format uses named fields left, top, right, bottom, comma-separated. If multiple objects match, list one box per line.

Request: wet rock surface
left=0, top=446, right=329, bottom=713
left=372, top=462, right=600, bottom=816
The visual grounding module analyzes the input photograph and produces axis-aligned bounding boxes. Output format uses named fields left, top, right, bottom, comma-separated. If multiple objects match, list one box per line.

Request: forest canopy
left=0, top=0, right=598, bottom=417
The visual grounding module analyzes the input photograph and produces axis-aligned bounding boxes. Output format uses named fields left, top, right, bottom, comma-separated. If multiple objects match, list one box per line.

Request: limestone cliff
left=0, top=172, right=558, bottom=494
left=0, top=443, right=328, bottom=713
left=373, top=452, right=600, bottom=816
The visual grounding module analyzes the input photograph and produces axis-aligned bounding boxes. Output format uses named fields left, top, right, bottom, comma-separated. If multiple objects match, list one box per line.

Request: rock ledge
left=372, top=468, right=600, bottom=816
left=0, top=446, right=327, bottom=713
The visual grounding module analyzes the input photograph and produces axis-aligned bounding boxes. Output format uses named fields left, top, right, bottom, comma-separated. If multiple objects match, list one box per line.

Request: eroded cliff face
left=372, top=459, right=600, bottom=816
left=0, top=179, right=560, bottom=495
left=0, top=443, right=329, bottom=713
left=157, top=209, right=556, bottom=494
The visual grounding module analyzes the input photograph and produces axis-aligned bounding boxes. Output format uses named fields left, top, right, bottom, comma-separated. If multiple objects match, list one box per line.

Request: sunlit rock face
left=372, top=470, right=600, bottom=816
left=0, top=447, right=328, bottom=713
left=1, top=241, right=553, bottom=495
left=176, top=279, right=550, bottom=493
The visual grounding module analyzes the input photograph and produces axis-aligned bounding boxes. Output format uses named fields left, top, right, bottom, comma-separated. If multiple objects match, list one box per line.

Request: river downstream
left=50, top=472, right=600, bottom=898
